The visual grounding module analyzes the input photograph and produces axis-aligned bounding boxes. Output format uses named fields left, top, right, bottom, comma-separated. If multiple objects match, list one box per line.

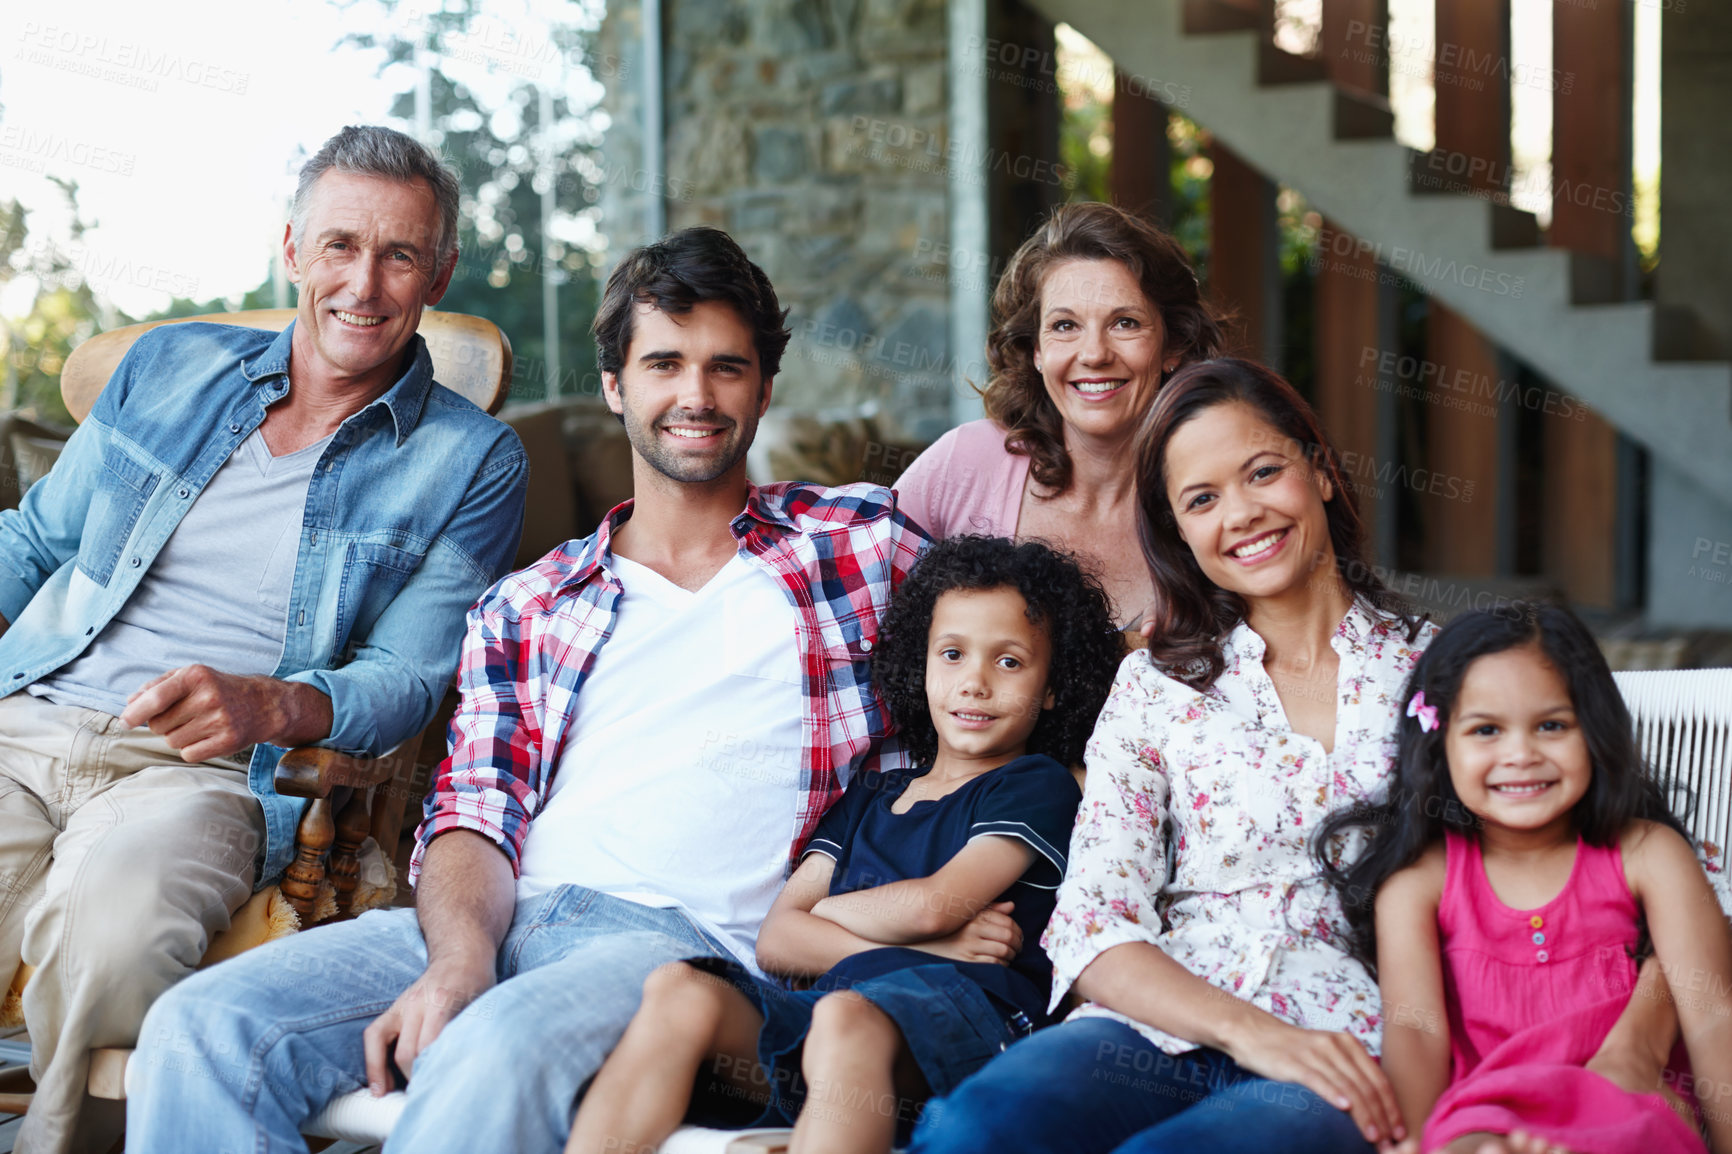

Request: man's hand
left=362, top=954, right=496, bottom=1095
left=911, top=901, right=1023, bottom=965
left=120, top=664, right=333, bottom=762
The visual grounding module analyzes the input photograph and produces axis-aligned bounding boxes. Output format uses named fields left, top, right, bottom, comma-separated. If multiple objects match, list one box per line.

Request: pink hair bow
left=1406, top=690, right=1438, bottom=733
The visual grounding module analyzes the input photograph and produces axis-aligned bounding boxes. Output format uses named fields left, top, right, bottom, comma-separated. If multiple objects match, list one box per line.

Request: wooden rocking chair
left=0, top=308, right=513, bottom=1131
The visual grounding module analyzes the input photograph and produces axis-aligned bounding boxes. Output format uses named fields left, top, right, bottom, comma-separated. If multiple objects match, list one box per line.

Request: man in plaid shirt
left=130, top=228, right=931, bottom=1152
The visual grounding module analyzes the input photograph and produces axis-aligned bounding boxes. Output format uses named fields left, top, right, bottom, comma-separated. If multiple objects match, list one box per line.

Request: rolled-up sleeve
left=1041, top=657, right=1173, bottom=1014
left=409, top=590, right=544, bottom=883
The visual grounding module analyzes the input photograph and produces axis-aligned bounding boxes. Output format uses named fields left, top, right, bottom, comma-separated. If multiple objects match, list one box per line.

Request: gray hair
left=291, top=125, right=461, bottom=267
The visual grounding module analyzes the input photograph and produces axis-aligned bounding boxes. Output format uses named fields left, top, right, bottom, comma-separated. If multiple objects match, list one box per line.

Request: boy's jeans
left=126, top=885, right=726, bottom=1153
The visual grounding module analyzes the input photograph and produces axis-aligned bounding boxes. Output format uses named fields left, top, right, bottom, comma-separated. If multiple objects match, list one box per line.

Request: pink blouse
left=892, top=419, right=1028, bottom=539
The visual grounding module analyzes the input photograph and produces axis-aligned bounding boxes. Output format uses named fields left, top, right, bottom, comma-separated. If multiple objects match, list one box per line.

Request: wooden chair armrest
left=274, top=747, right=399, bottom=799
left=88, top=1047, right=129, bottom=1099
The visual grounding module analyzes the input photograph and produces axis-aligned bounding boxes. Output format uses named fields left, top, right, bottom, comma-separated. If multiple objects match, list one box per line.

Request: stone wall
left=598, top=0, right=960, bottom=443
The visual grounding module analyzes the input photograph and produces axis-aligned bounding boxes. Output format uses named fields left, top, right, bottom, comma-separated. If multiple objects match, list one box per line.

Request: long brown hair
left=983, top=202, right=1223, bottom=493
left=1135, top=358, right=1424, bottom=689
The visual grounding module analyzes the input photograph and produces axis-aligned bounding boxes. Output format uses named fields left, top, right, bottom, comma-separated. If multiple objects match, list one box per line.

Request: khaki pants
left=0, top=693, right=263, bottom=1154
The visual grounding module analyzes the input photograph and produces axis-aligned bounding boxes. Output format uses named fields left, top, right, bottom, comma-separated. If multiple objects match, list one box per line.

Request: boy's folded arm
left=1374, top=849, right=1450, bottom=1139
left=755, top=853, right=893, bottom=977
left=809, top=836, right=1036, bottom=944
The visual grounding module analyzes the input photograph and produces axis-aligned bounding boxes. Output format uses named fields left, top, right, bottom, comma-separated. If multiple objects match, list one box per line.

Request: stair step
left=1332, top=89, right=1395, bottom=141
left=1031, top=0, right=1732, bottom=502
left=1652, top=304, right=1727, bottom=363
left=1567, top=253, right=1623, bottom=306
left=1258, top=46, right=1329, bottom=86
left=1409, top=148, right=1511, bottom=198
left=1183, top=0, right=1259, bottom=35
left=1489, top=204, right=1541, bottom=250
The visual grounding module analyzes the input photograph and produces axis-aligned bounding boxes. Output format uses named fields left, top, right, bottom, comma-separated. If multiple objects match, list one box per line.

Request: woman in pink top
left=894, top=202, right=1222, bottom=629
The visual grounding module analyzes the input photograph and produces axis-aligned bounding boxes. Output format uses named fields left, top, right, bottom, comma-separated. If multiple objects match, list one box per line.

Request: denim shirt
left=0, top=321, right=529, bottom=884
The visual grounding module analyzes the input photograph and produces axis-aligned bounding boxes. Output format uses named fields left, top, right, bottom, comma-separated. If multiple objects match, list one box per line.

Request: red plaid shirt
left=410, top=482, right=930, bottom=883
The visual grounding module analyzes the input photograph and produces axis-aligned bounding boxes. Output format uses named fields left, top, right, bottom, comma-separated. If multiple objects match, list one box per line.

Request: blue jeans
left=125, top=886, right=726, bottom=1153
left=909, top=1017, right=1376, bottom=1154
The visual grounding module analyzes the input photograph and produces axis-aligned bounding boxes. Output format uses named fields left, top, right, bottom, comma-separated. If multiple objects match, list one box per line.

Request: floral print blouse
left=1042, top=598, right=1437, bottom=1056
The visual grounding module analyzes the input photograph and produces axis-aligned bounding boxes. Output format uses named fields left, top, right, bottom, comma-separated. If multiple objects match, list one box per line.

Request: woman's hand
left=1226, top=1015, right=1408, bottom=1149
left=910, top=901, right=1022, bottom=965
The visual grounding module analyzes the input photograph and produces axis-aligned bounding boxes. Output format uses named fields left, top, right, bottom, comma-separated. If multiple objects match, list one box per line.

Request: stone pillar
left=1111, top=78, right=1171, bottom=224
left=1422, top=303, right=1502, bottom=577
left=595, top=0, right=956, bottom=442
left=1207, top=141, right=1282, bottom=369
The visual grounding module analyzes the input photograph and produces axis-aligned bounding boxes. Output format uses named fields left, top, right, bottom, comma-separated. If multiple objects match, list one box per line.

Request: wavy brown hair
left=1135, top=358, right=1425, bottom=690
left=982, top=202, right=1223, bottom=493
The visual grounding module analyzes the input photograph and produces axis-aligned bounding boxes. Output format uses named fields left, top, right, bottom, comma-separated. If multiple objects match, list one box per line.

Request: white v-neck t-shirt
left=514, top=551, right=806, bottom=970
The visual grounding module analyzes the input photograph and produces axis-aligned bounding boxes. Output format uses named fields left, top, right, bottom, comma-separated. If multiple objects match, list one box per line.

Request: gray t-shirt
left=34, top=428, right=332, bottom=716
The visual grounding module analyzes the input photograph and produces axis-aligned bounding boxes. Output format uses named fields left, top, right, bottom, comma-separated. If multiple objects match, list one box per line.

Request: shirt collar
left=242, top=321, right=435, bottom=446
left=734, top=483, right=796, bottom=533
left=1225, top=595, right=1377, bottom=663
left=555, top=483, right=791, bottom=595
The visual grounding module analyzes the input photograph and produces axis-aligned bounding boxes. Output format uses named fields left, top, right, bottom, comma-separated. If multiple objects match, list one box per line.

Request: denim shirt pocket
left=333, top=535, right=428, bottom=658
left=78, top=445, right=160, bottom=586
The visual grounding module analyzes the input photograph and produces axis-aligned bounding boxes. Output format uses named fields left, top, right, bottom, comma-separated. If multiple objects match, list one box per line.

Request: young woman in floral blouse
left=910, top=358, right=1436, bottom=1153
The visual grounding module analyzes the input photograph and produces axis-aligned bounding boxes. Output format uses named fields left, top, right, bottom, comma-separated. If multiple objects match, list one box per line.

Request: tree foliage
left=343, top=0, right=606, bottom=403
left=1, top=179, right=110, bottom=427
left=3, top=0, right=609, bottom=425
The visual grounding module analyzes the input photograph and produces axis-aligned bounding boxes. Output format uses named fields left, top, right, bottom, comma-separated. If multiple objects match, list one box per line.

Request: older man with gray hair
left=0, top=124, right=527, bottom=1153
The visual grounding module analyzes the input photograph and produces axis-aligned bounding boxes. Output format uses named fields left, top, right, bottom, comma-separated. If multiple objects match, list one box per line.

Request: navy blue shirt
left=805, top=753, right=1082, bottom=1026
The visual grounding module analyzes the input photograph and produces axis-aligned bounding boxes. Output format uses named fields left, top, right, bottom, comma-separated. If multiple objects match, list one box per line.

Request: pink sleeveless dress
left=1423, top=831, right=1704, bottom=1152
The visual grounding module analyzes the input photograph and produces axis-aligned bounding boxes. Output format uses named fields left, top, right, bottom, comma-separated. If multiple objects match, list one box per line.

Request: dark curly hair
left=983, top=202, right=1224, bottom=494
left=1136, top=357, right=1425, bottom=690
left=592, top=225, right=792, bottom=380
left=1314, top=602, right=1690, bottom=975
left=871, top=535, right=1123, bottom=767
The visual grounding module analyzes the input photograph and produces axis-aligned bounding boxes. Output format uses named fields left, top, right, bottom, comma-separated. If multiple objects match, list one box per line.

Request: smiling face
left=1445, top=644, right=1592, bottom=842
left=1034, top=257, right=1176, bottom=445
left=924, top=586, right=1055, bottom=772
left=1164, top=401, right=1337, bottom=602
left=602, top=299, right=770, bottom=487
left=283, top=170, right=452, bottom=398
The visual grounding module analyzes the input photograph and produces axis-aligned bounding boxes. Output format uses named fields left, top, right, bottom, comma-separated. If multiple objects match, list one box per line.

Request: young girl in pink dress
left=1321, top=604, right=1732, bottom=1154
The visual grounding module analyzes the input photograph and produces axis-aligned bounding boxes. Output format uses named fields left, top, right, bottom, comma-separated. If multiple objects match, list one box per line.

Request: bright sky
left=0, top=0, right=403, bottom=317
left=0, top=0, right=600, bottom=319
